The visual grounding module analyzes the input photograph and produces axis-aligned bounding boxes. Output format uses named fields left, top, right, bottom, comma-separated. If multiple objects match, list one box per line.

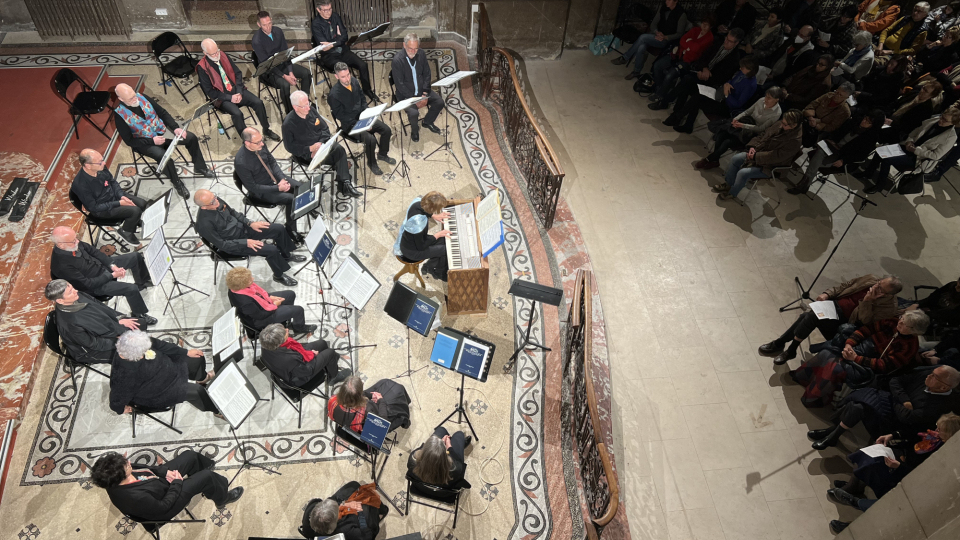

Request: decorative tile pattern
left=17, top=524, right=40, bottom=539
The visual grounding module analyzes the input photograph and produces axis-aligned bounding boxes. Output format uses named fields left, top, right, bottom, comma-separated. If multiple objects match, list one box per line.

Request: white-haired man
left=390, top=34, right=443, bottom=142
left=282, top=90, right=359, bottom=197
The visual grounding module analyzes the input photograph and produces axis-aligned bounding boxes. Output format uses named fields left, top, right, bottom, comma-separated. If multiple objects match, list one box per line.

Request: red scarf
left=281, top=337, right=315, bottom=362
left=197, top=55, right=237, bottom=94
left=234, top=283, right=277, bottom=311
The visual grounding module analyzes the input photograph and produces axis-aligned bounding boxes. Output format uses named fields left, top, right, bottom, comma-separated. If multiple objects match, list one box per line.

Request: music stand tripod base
left=228, top=425, right=281, bottom=487
left=437, top=373, right=479, bottom=442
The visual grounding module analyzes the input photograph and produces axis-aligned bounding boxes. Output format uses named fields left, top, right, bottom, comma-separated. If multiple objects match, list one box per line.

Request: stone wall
left=0, top=0, right=33, bottom=31
left=483, top=0, right=570, bottom=59
left=124, top=0, right=188, bottom=31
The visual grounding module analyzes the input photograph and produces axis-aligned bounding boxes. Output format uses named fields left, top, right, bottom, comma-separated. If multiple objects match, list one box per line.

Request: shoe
left=662, top=114, right=679, bottom=126
left=338, top=183, right=362, bottom=198
left=173, top=181, right=191, bottom=200
left=217, top=487, right=244, bottom=509
left=833, top=480, right=847, bottom=490
left=787, top=182, right=811, bottom=195
left=118, top=230, right=140, bottom=245
left=717, top=192, right=736, bottom=201
left=291, top=232, right=306, bottom=246
left=625, top=72, right=640, bottom=80
left=648, top=101, right=669, bottom=111
left=423, top=122, right=442, bottom=135
left=273, top=273, right=298, bottom=286
left=829, top=520, right=850, bottom=534
left=135, top=314, right=158, bottom=326
left=287, top=254, right=307, bottom=263
left=330, top=368, right=353, bottom=385
left=863, top=182, right=883, bottom=194
left=263, top=129, right=281, bottom=142
left=411, top=130, right=420, bottom=142
left=807, top=427, right=836, bottom=441
left=369, top=162, right=384, bottom=175
left=291, top=323, right=318, bottom=335
left=924, top=172, right=943, bottom=183
left=695, top=159, right=720, bottom=170
left=611, top=56, right=627, bottom=65
left=758, top=341, right=785, bottom=357
left=710, top=183, right=730, bottom=193
left=673, top=124, right=693, bottom=134
left=827, top=488, right=860, bottom=508
left=813, top=426, right=846, bottom=450
left=464, top=435, right=473, bottom=447
left=196, top=167, right=216, bottom=179
left=377, top=154, right=397, bottom=165
left=773, top=348, right=797, bottom=365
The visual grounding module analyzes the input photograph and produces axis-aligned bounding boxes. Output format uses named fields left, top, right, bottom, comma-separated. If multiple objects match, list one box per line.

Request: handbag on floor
left=896, top=173, right=925, bottom=195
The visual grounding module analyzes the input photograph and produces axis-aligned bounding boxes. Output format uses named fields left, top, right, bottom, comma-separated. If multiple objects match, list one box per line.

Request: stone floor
left=526, top=50, right=960, bottom=540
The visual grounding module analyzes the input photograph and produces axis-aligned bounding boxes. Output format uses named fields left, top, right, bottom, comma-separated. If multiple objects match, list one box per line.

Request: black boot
left=758, top=340, right=786, bottom=357
left=812, top=425, right=846, bottom=450
left=807, top=426, right=836, bottom=441
left=774, top=340, right=800, bottom=365
left=787, top=177, right=813, bottom=195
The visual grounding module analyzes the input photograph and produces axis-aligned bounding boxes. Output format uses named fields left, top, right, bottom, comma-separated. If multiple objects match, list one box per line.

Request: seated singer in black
left=113, top=83, right=212, bottom=201
left=252, top=11, right=312, bottom=115
left=259, top=322, right=351, bottom=388
left=235, top=127, right=304, bottom=242
left=71, top=148, right=146, bottom=246
left=300, top=481, right=389, bottom=540
left=91, top=450, right=242, bottom=522
left=50, top=225, right=156, bottom=325
left=225, top=267, right=316, bottom=334
left=283, top=90, right=361, bottom=198
left=312, top=0, right=377, bottom=103
left=196, top=38, right=279, bottom=141
left=407, top=426, right=472, bottom=489
left=396, top=191, right=452, bottom=282
left=391, top=33, right=443, bottom=142
left=328, top=62, right=395, bottom=176
left=193, top=189, right=304, bottom=286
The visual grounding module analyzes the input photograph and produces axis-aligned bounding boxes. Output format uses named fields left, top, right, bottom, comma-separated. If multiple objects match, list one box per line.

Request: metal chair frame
left=332, top=422, right=402, bottom=514
left=404, top=468, right=468, bottom=528
left=232, top=172, right=284, bottom=223
left=43, top=311, right=110, bottom=401
left=151, top=31, right=200, bottom=103
left=123, top=507, right=204, bottom=540
left=53, top=68, right=114, bottom=140
left=131, top=146, right=189, bottom=185
left=131, top=403, right=181, bottom=439
left=68, top=189, right=131, bottom=252
left=269, top=371, right=329, bottom=429
left=197, top=229, right=250, bottom=286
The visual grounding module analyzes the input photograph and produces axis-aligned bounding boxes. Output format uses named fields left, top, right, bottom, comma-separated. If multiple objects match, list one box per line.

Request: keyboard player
left=396, top=191, right=451, bottom=282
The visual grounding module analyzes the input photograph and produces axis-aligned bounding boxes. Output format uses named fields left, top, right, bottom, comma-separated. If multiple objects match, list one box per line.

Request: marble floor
left=525, top=50, right=960, bottom=540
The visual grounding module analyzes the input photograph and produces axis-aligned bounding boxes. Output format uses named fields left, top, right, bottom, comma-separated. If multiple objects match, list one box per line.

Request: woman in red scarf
left=328, top=376, right=411, bottom=433
left=225, top=267, right=316, bottom=334
left=259, top=323, right=351, bottom=388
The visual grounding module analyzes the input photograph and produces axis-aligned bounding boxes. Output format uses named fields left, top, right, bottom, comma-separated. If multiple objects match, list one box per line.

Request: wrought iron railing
left=565, top=270, right=619, bottom=539
left=476, top=3, right=564, bottom=230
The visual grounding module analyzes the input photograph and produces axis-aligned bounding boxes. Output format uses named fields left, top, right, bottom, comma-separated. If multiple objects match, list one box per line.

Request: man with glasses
left=235, top=127, right=305, bottom=242
left=282, top=91, right=360, bottom=198
left=312, top=0, right=378, bottom=104
left=656, top=29, right=745, bottom=110
left=391, top=33, right=443, bottom=142
left=49, top=226, right=156, bottom=325
left=196, top=38, right=279, bottom=141
left=252, top=11, right=312, bottom=115
left=71, top=148, right=147, bottom=246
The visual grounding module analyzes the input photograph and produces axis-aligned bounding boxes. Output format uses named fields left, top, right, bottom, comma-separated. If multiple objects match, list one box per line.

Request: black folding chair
left=122, top=507, right=204, bottom=540
left=43, top=311, right=110, bottom=400
left=151, top=32, right=200, bottom=103
left=131, top=145, right=189, bottom=185
left=330, top=114, right=367, bottom=192
left=195, top=62, right=256, bottom=141
left=404, top=467, right=469, bottom=528
left=332, top=421, right=402, bottom=514
left=131, top=403, right=181, bottom=439
left=53, top=68, right=113, bottom=140
left=252, top=54, right=286, bottom=119
left=268, top=370, right=329, bottom=429
left=232, top=171, right=283, bottom=222
left=68, top=189, right=131, bottom=252
left=197, top=227, right=249, bottom=285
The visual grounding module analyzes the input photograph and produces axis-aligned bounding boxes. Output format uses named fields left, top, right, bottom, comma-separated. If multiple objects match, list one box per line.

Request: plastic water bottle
left=217, top=121, right=225, bottom=135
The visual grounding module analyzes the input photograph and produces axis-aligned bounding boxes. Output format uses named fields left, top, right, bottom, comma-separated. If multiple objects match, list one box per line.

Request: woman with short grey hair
left=834, top=31, right=876, bottom=83
left=109, top=330, right=219, bottom=416
left=300, top=481, right=389, bottom=538
left=259, top=323, right=351, bottom=388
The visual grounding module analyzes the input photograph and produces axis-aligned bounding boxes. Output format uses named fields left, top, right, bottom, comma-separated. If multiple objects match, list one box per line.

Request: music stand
left=206, top=360, right=279, bottom=485
left=172, top=100, right=224, bottom=245
left=430, top=327, right=495, bottom=441
left=347, top=22, right=391, bottom=96
left=349, top=103, right=389, bottom=212
left=503, top=279, right=563, bottom=373
left=334, top=412, right=401, bottom=514
left=385, top=96, right=422, bottom=185
left=326, top=253, right=381, bottom=357
left=146, top=228, right=208, bottom=321
left=383, top=281, right=441, bottom=409
left=292, top=43, right=333, bottom=110
left=423, top=71, right=475, bottom=168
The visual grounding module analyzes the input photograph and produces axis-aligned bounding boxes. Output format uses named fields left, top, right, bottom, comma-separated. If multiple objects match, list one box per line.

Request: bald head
left=51, top=226, right=77, bottom=246
left=194, top=189, right=216, bottom=207
left=115, top=83, right=135, bottom=103
left=79, top=149, right=105, bottom=174
left=201, top=39, right=219, bottom=57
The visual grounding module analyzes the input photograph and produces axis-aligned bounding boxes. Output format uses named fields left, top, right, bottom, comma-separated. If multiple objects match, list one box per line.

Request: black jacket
left=833, top=127, right=882, bottom=164
left=889, top=367, right=959, bottom=431
left=311, top=12, right=350, bottom=53
left=282, top=106, right=333, bottom=162
left=251, top=26, right=293, bottom=78
left=196, top=197, right=252, bottom=253
left=71, top=168, right=127, bottom=215
left=328, top=77, right=367, bottom=132
left=261, top=339, right=337, bottom=388
left=692, top=42, right=744, bottom=87
left=406, top=442, right=468, bottom=490
left=234, top=145, right=290, bottom=198
left=715, top=0, right=759, bottom=33
left=391, top=49, right=432, bottom=101
left=782, top=0, right=823, bottom=31
left=300, top=481, right=386, bottom=540
left=106, top=452, right=217, bottom=522
left=51, top=241, right=116, bottom=292
left=918, top=281, right=960, bottom=327
left=113, top=95, right=180, bottom=153
left=399, top=201, right=441, bottom=258
left=55, top=292, right=127, bottom=363
left=228, top=289, right=288, bottom=331
left=196, top=54, right=246, bottom=102
left=108, top=338, right=191, bottom=414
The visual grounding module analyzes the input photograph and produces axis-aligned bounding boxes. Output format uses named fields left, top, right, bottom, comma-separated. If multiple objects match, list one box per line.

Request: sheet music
left=432, top=70, right=476, bottom=87
left=219, top=337, right=242, bottom=361
left=156, top=131, right=183, bottom=174
left=860, top=443, right=897, bottom=460
left=697, top=84, right=718, bottom=100
left=308, top=130, right=342, bottom=171
left=846, top=95, right=857, bottom=107
left=817, top=140, right=833, bottom=156
left=141, top=196, right=168, bottom=238
left=206, top=361, right=257, bottom=429
left=291, top=43, right=330, bottom=64
left=331, top=256, right=380, bottom=309
left=876, top=144, right=906, bottom=158
left=809, top=301, right=839, bottom=320
left=304, top=213, right=329, bottom=252
left=359, top=103, right=388, bottom=120
left=756, top=66, right=772, bottom=85
left=144, top=228, right=166, bottom=269
left=819, top=31, right=831, bottom=42
left=146, top=244, right=173, bottom=285
left=212, top=308, right=241, bottom=354
left=386, top=96, right=424, bottom=113
left=476, top=190, right=504, bottom=256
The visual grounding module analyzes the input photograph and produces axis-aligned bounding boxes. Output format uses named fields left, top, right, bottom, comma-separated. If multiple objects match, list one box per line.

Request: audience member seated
left=802, top=83, right=854, bottom=145
left=826, top=412, right=960, bottom=533
left=91, top=450, right=242, bottom=522
left=194, top=188, right=303, bottom=286
left=695, top=86, right=784, bottom=170
left=854, top=54, right=909, bottom=114
left=876, top=2, right=931, bottom=57
left=788, top=109, right=886, bottom=194
left=225, top=267, right=316, bottom=335
left=109, top=330, right=218, bottom=416
left=782, top=54, right=834, bottom=109
left=902, top=277, right=960, bottom=330
left=921, top=329, right=960, bottom=370
left=759, top=274, right=902, bottom=365
left=805, top=364, right=959, bottom=449
left=791, top=312, right=930, bottom=410
left=888, top=80, right=944, bottom=139
left=259, top=322, right=350, bottom=388
left=328, top=61, right=395, bottom=176
left=712, top=109, right=804, bottom=201
left=50, top=226, right=155, bottom=325
left=196, top=38, right=278, bottom=141
left=781, top=0, right=823, bottom=36
left=833, top=30, right=876, bottom=83
left=862, top=107, right=960, bottom=194
left=235, top=127, right=305, bottom=241
left=664, top=56, right=759, bottom=134
left=282, top=91, right=359, bottom=197
left=817, top=4, right=861, bottom=59
left=922, top=131, right=960, bottom=182
left=653, top=30, right=745, bottom=110
left=856, top=0, right=900, bottom=35
left=917, top=27, right=960, bottom=75
left=328, top=376, right=411, bottom=433
left=71, top=148, right=146, bottom=246
left=251, top=11, right=312, bottom=116
left=742, top=9, right=785, bottom=66
left=300, top=481, right=388, bottom=540
left=408, top=427, right=472, bottom=489
left=768, top=25, right=817, bottom=85
left=45, top=279, right=144, bottom=364
left=396, top=192, right=453, bottom=282
left=614, top=0, right=689, bottom=80
left=312, top=0, right=378, bottom=103
left=714, top=0, right=758, bottom=37
left=925, top=1, right=960, bottom=42
left=647, top=16, right=714, bottom=105
left=391, top=33, right=445, bottom=141
left=113, top=83, right=212, bottom=200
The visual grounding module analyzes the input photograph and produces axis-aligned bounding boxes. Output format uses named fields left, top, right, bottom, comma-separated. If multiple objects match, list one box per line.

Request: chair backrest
left=67, top=190, right=88, bottom=215
left=405, top=470, right=463, bottom=503
left=53, top=68, right=83, bottom=101
left=43, top=310, right=64, bottom=356
left=151, top=31, right=182, bottom=59
left=226, top=291, right=261, bottom=338
left=232, top=171, right=246, bottom=194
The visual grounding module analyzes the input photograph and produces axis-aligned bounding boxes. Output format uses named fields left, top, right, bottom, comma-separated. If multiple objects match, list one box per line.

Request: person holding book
left=282, top=91, right=359, bottom=198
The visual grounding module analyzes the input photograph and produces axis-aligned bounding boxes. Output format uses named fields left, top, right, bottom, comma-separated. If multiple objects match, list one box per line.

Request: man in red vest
left=196, top=38, right=279, bottom=141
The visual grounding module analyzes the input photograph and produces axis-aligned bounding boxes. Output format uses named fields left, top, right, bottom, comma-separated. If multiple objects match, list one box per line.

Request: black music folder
left=429, top=327, right=495, bottom=382
left=383, top=281, right=440, bottom=336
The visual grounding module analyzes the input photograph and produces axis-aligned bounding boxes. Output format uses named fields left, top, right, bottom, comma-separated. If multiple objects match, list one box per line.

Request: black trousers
left=320, top=48, right=371, bottom=92
left=263, top=64, right=313, bottom=114
left=217, top=89, right=270, bottom=136
left=678, top=95, right=728, bottom=129
left=155, top=451, right=230, bottom=513
left=181, top=382, right=218, bottom=412
left=403, top=90, right=444, bottom=133
left=94, top=194, right=147, bottom=233
left=707, top=128, right=746, bottom=161
left=135, top=132, right=208, bottom=189
left=778, top=301, right=845, bottom=343
left=223, top=223, right=295, bottom=276
left=92, top=252, right=151, bottom=315
left=250, top=178, right=304, bottom=236
left=302, top=339, right=340, bottom=385
left=324, top=142, right=351, bottom=184
left=354, top=119, right=392, bottom=165
left=259, top=289, right=306, bottom=329
left=668, top=73, right=702, bottom=112
left=403, top=240, right=448, bottom=279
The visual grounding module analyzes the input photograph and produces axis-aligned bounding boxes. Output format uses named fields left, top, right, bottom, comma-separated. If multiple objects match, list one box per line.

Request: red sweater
left=676, top=28, right=714, bottom=62
left=845, top=319, right=919, bottom=373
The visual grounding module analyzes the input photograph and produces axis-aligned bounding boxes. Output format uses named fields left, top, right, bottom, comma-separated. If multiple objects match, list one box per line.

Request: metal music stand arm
left=437, top=372, right=479, bottom=441
left=423, top=84, right=462, bottom=168
left=228, top=424, right=281, bottom=487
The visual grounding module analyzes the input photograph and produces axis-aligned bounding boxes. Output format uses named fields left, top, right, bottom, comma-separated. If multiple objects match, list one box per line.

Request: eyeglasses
left=930, top=370, right=951, bottom=387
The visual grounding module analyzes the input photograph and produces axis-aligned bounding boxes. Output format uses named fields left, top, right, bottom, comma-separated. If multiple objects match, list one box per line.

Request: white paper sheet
left=206, top=361, right=257, bottom=429
left=304, top=215, right=329, bottom=253
left=432, top=70, right=476, bottom=87
left=817, top=140, right=833, bottom=156
left=143, top=228, right=166, bottom=268
left=809, top=300, right=838, bottom=320
left=819, top=31, right=832, bottom=42
left=386, top=96, right=424, bottom=113
left=476, top=190, right=503, bottom=256
left=291, top=43, right=332, bottom=64
left=860, top=444, right=897, bottom=460
left=212, top=308, right=241, bottom=354
left=141, top=194, right=168, bottom=238
left=331, top=256, right=380, bottom=309
left=698, top=84, right=718, bottom=100
left=359, top=103, right=388, bottom=120
left=876, top=144, right=906, bottom=158
left=146, top=244, right=173, bottom=285
left=308, top=130, right=341, bottom=172
left=847, top=95, right=857, bottom=106
left=156, top=131, right=183, bottom=174
left=756, top=66, right=772, bottom=85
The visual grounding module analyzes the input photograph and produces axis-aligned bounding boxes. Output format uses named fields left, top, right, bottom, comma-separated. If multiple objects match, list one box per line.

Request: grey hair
left=44, top=279, right=69, bottom=301
left=938, top=365, right=960, bottom=388
left=838, top=81, right=856, bottom=95
left=241, top=127, right=258, bottom=143
left=309, top=498, right=339, bottom=535
left=290, top=90, right=309, bottom=107
left=334, top=61, right=349, bottom=74
left=259, top=323, right=287, bottom=350
left=882, top=274, right=904, bottom=294
left=853, top=30, right=872, bottom=48
left=765, top=86, right=784, bottom=99
left=404, top=33, right=420, bottom=46
left=916, top=2, right=931, bottom=14
left=901, top=310, right=930, bottom=335
left=116, top=330, right=153, bottom=361
left=50, top=226, right=75, bottom=244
